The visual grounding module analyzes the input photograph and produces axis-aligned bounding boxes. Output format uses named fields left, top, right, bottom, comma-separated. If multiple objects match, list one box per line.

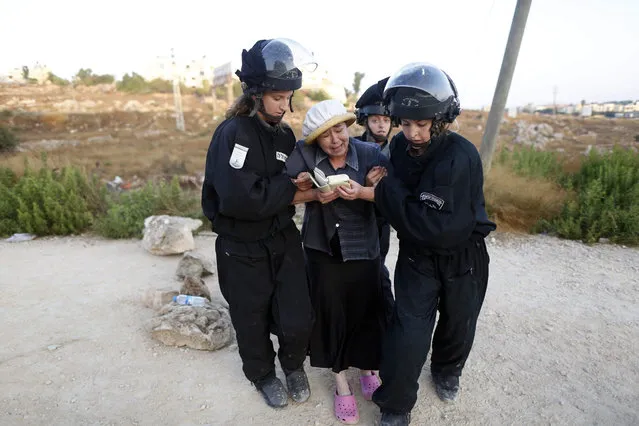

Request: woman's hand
left=315, top=188, right=340, bottom=204
left=292, top=172, right=313, bottom=191
left=337, top=180, right=363, bottom=200
left=365, top=166, right=387, bottom=187
left=338, top=180, right=376, bottom=202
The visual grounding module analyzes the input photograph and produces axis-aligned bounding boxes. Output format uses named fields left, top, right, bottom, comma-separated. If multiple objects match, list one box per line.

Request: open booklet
left=308, top=171, right=352, bottom=193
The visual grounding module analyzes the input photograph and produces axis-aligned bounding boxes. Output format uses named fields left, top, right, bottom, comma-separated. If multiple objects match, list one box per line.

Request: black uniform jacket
left=374, top=131, right=496, bottom=253
left=202, top=115, right=298, bottom=241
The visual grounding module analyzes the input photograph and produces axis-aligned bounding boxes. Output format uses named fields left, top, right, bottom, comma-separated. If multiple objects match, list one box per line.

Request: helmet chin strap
left=260, top=108, right=285, bottom=125
left=408, top=142, right=429, bottom=157
left=249, top=94, right=285, bottom=124
left=407, top=124, right=444, bottom=158
left=249, top=93, right=261, bottom=117
left=366, top=123, right=391, bottom=144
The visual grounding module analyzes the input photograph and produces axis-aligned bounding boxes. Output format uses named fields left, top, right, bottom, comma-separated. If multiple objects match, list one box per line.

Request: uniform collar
left=254, top=114, right=284, bottom=134
left=315, top=138, right=359, bottom=171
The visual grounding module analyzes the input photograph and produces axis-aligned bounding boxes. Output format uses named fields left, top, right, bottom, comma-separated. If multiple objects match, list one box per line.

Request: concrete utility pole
left=479, top=0, right=532, bottom=173
left=171, top=48, right=186, bottom=132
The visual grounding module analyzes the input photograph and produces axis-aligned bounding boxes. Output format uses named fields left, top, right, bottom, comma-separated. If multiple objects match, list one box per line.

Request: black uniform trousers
left=378, top=219, right=395, bottom=325
left=373, top=237, right=489, bottom=414
left=215, top=223, right=313, bottom=383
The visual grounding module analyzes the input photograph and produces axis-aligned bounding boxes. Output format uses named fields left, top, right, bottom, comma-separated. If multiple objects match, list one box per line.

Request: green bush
left=307, top=89, right=330, bottom=102
left=0, top=163, right=100, bottom=236
left=0, top=126, right=19, bottom=152
left=535, top=147, right=639, bottom=244
left=116, top=72, right=149, bottom=93
left=74, top=68, right=114, bottom=86
left=48, top=73, right=70, bottom=86
left=94, top=177, right=202, bottom=239
left=0, top=162, right=202, bottom=239
left=117, top=74, right=180, bottom=94
left=148, top=78, right=173, bottom=93
left=497, top=146, right=565, bottom=182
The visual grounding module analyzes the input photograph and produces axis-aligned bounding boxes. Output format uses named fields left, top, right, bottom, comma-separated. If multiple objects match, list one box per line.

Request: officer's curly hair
left=225, top=93, right=256, bottom=119
left=431, top=119, right=457, bottom=139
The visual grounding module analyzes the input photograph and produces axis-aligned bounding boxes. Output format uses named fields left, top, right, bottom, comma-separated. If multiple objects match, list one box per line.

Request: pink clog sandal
left=334, top=389, right=359, bottom=424
left=360, top=373, right=381, bottom=401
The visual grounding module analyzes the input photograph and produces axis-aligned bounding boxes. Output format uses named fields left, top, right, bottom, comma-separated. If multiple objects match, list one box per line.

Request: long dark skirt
left=305, top=247, right=386, bottom=373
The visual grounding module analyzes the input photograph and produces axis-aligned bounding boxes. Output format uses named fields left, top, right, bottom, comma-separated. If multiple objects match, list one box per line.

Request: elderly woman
left=285, top=99, right=388, bottom=424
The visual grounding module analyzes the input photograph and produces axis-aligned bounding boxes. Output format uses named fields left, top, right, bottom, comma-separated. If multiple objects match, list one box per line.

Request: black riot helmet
left=355, top=77, right=391, bottom=125
left=235, top=38, right=317, bottom=94
left=383, top=62, right=461, bottom=123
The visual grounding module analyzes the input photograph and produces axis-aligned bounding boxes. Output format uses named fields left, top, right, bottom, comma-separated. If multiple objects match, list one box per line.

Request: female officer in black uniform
left=370, top=63, right=497, bottom=425
left=201, top=38, right=318, bottom=409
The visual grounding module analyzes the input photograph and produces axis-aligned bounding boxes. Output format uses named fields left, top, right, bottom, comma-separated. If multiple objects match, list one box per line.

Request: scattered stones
left=143, top=287, right=180, bottom=311
left=180, top=276, right=212, bottom=301
left=176, top=252, right=214, bottom=279
left=149, top=302, right=234, bottom=351
left=142, top=216, right=203, bottom=256
left=512, top=121, right=554, bottom=149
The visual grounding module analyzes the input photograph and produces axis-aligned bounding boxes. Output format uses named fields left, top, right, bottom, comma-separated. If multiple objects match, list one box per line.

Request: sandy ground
left=1, top=231, right=638, bottom=426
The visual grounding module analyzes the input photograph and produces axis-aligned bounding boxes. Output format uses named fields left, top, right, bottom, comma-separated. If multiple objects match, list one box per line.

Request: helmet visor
left=262, top=38, right=318, bottom=79
left=384, top=62, right=454, bottom=102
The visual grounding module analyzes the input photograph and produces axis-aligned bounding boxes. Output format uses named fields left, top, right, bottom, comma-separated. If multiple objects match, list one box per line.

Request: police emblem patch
left=229, top=144, right=249, bottom=169
left=419, top=192, right=445, bottom=210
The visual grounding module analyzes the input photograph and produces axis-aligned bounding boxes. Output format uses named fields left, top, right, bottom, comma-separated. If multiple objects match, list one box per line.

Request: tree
left=75, top=68, right=115, bottom=86
left=76, top=68, right=93, bottom=82
left=48, top=73, right=70, bottom=86
left=344, top=88, right=352, bottom=99
left=352, top=72, right=365, bottom=97
left=116, top=73, right=149, bottom=93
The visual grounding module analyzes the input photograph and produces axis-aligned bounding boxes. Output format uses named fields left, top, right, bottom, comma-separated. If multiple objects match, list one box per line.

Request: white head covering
left=302, top=99, right=356, bottom=144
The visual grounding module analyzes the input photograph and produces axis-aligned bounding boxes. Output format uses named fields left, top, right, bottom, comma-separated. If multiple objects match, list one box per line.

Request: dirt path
left=1, top=232, right=637, bottom=425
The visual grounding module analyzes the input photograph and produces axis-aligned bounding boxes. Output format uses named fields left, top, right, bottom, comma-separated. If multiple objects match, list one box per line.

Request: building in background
left=142, top=55, right=222, bottom=89
left=1, top=62, right=51, bottom=84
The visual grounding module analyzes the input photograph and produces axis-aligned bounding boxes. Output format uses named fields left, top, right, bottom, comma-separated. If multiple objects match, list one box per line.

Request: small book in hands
left=309, top=171, right=351, bottom=193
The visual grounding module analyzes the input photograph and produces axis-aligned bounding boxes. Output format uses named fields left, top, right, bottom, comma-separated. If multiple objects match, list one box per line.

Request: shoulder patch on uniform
left=276, top=151, right=288, bottom=162
left=229, top=143, right=249, bottom=169
left=420, top=192, right=445, bottom=210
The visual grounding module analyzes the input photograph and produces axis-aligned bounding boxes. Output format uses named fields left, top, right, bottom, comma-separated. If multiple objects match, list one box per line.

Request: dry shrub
left=40, top=113, right=69, bottom=130
left=484, top=164, right=570, bottom=233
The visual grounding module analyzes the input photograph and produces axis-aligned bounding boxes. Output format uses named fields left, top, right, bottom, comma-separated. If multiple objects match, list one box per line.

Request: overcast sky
left=2, top=0, right=637, bottom=109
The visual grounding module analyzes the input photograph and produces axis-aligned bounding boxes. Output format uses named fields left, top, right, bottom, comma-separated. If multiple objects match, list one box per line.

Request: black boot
left=285, top=368, right=310, bottom=403
left=254, top=374, right=288, bottom=408
left=380, top=411, right=411, bottom=425
left=432, top=373, right=460, bottom=403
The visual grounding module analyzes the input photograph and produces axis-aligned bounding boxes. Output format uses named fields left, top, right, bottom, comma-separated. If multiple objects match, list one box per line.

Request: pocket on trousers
left=218, top=238, right=268, bottom=264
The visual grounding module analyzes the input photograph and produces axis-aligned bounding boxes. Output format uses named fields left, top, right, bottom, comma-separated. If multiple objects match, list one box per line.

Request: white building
left=1, top=62, right=51, bottom=84
left=143, top=56, right=217, bottom=88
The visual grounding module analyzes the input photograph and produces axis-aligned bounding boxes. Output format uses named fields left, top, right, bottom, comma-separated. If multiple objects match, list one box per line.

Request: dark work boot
left=285, top=368, right=311, bottom=403
left=254, top=374, right=288, bottom=408
left=380, top=411, right=411, bottom=425
left=432, top=373, right=460, bottom=403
